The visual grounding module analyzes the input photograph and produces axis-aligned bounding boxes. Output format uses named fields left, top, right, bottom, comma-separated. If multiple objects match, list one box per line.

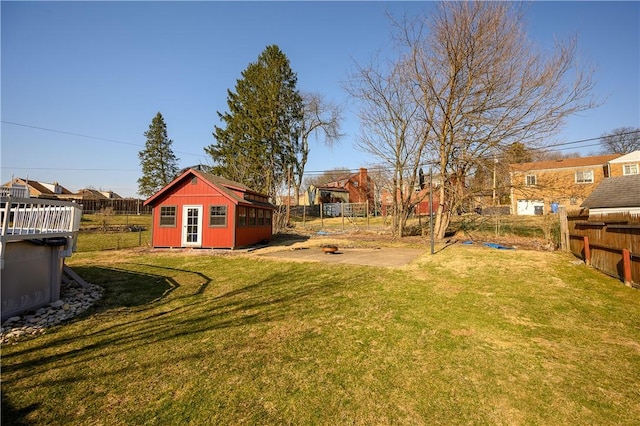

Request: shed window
left=160, top=206, right=177, bottom=227
left=257, top=209, right=264, bottom=226
left=265, top=210, right=272, bottom=226
left=575, top=170, right=594, bottom=183
left=525, top=175, right=536, bottom=186
left=248, top=208, right=256, bottom=226
left=209, top=205, right=227, bottom=227
left=623, top=164, right=639, bottom=175
left=238, top=207, right=247, bottom=227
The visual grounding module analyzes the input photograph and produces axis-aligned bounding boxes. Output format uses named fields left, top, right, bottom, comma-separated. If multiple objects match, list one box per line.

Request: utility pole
left=492, top=155, right=498, bottom=206
left=286, top=165, right=291, bottom=227
left=429, top=168, right=434, bottom=255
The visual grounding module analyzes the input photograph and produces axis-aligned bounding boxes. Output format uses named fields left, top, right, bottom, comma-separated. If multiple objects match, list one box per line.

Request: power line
left=3, top=119, right=637, bottom=175
left=3, top=167, right=139, bottom=172
left=1, top=120, right=205, bottom=157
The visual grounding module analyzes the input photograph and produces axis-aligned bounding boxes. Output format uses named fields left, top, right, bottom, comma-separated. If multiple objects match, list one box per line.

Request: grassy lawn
left=2, top=242, right=639, bottom=424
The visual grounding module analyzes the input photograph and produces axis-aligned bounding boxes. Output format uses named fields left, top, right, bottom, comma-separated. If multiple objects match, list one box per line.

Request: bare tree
left=303, top=167, right=351, bottom=191
left=345, top=55, right=431, bottom=236
left=292, top=92, right=344, bottom=200
left=393, top=2, right=597, bottom=238
left=599, top=127, right=640, bottom=154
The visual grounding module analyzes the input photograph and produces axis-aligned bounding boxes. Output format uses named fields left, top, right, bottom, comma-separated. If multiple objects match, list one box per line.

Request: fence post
left=559, top=206, right=569, bottom=252
left=622, top=249, right=632, bottom=287
left=583, top=236, right=591, bottom=265
left=302, top=205, right=306, bottom=228
left=320, top=202, right=324, bottom=230
left=341, top=203, right=345, bottom=232
left=366, top=200, right=369, bottom=230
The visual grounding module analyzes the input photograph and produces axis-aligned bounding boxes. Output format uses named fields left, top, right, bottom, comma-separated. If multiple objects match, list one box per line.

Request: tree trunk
left=434, top=185, right=450, bottom=239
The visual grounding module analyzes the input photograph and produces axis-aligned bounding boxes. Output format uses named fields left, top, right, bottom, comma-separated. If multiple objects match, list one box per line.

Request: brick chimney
left=358, top=168, right=368, bottom=188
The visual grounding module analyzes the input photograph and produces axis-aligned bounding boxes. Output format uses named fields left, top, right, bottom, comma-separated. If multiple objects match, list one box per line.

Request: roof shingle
left=581, top=174, right=640, bottom=208
left=510, top=154, right=621, bottom=172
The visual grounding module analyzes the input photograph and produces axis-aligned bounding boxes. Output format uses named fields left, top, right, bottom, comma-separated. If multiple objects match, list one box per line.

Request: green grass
left=2, top=243, right=639, bottom=425
left=76, top=214, right=152, bottom=251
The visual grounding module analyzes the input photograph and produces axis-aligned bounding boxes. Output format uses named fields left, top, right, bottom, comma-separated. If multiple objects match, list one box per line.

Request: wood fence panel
left=564, top=209, right=639, bottom=288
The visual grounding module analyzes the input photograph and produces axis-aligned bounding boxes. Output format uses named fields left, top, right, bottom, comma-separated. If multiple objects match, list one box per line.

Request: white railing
left=1, top=197, right=83, bottom=268
left=0, top=185, right=30, bottom=198
left=1, top=197, right=82, bottom=239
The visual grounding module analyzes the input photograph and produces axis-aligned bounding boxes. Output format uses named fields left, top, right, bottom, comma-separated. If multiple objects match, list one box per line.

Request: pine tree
left=205, top=45, right=303, bottom=199
left=137, top=112, right=179, bottom=197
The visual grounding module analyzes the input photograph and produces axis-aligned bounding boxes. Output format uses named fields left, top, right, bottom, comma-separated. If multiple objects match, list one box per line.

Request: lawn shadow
left=1, top=263, right=355, bottom=389
left=269, top=233, right=310, bottom=247
left=71, top=265, right=181, bottom=310
left=1, top=392, right=37, bottom=426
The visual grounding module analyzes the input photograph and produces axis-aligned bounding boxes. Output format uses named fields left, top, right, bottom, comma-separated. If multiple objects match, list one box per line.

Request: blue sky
left=2, top=1, right=638, bottom=198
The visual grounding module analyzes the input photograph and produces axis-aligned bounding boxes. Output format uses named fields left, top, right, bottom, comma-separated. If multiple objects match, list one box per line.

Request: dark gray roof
left=581, top=174, right=640, bottom=208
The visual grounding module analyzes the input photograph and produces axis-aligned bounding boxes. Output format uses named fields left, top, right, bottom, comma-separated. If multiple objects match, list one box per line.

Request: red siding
left=148, top=172, right=273, bottom=249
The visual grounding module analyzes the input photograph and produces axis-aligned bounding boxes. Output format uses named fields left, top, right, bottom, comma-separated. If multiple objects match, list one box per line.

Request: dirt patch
left=257, top=245, right=425, bottom=268
left=251, top=231, right=423, bottom=267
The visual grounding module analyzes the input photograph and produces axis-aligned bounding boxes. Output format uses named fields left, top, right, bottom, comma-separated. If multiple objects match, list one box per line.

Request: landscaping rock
left=1, top=281, right=103, bottom=345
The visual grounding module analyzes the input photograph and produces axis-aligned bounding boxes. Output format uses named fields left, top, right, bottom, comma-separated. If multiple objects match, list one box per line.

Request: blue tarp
left=483, top=242, right=515, bottom=250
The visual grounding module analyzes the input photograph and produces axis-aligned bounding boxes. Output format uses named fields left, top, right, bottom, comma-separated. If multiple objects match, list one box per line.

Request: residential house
left=323, top=168, right=375, bottom=205
left=607, top=150, right=640, bottom=177
left=76, top=188, right=123, bottom=200
left=581, top=174, right=640, bottom=216
left=298, top=185, right=350, bottom=206
left=144, top=168, right=275, bottom=249
left=380, top=185, right=439, bottom=216
left=1, top=178, right=74, bottom=200
left=509, top=154, right=620, bottom=215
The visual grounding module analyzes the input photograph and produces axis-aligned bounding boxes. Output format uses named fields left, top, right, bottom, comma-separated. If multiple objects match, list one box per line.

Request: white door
left=182, top=205, right=203, bottom=247
left=517, top=200, right=544, bottom=216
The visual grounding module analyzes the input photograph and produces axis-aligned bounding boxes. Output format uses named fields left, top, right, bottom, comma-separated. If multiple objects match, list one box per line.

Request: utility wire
left=1, top=120, right=204, bottom=157
left=3, top=120, right=637, bottom=176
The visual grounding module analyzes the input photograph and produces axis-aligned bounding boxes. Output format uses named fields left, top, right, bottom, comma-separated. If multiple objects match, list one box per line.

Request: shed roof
left=144, top=168, right=274, bottom=208
left=581, top=174, right=640, bottom=209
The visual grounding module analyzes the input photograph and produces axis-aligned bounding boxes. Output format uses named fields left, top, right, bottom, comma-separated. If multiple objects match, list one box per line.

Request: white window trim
left=575, top=169, right=594, bottom=184
left=525, top=174, right=536, bottom=186
left=623, top=163, right=639, bottom=175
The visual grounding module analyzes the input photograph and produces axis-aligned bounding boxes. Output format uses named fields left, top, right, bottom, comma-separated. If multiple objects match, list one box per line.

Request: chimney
left=359, top=168, right=367, bottom=187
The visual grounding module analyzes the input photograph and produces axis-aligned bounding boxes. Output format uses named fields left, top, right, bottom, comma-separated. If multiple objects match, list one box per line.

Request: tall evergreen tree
left=205, top=45, right=303, bottom=200
left=137, top=112, right=179, bottom=197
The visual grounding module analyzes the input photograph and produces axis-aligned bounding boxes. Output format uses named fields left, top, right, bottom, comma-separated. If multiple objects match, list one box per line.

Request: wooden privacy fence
left=560, top=207, right=639, bottom=288
left=75, top=198, right=151, bottom=215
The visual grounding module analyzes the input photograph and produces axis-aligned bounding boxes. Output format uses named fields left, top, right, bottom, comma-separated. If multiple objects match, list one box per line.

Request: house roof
left=581, top=174, right=640, bottom=209
left=608, top=150, right=640, bottom=163
left=2, top=178, right=74, bottom=197
left=510, top=154, right=621, bottom=172
left=312, top=185, right=349, bottom=193
left=324, top=169, right=370, bottom=187
left=73, top=189, right=123, bottom=199
left=144, top=168, right=274, bottom=208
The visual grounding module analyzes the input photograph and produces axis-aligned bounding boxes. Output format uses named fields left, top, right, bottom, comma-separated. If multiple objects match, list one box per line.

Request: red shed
left=144, top=168, right=275, bottom=249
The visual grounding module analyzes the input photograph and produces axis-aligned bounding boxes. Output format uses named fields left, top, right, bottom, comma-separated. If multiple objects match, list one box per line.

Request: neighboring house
left=299, top=185, right=350, bottom=206
left=380, top=185, right=439, bottom=216
left=1, top=178, right=74, bottom=199
left=144, top=168, right=275, bottom=249
left=323, top=168, right=375, bottom=205
left=581, top=174, right=640, bottom=216
left=509, top=154, right=620, bottom=215
left=76, top=188, right=123, bottom=200
left=607, top=150, right=640, bottom=177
